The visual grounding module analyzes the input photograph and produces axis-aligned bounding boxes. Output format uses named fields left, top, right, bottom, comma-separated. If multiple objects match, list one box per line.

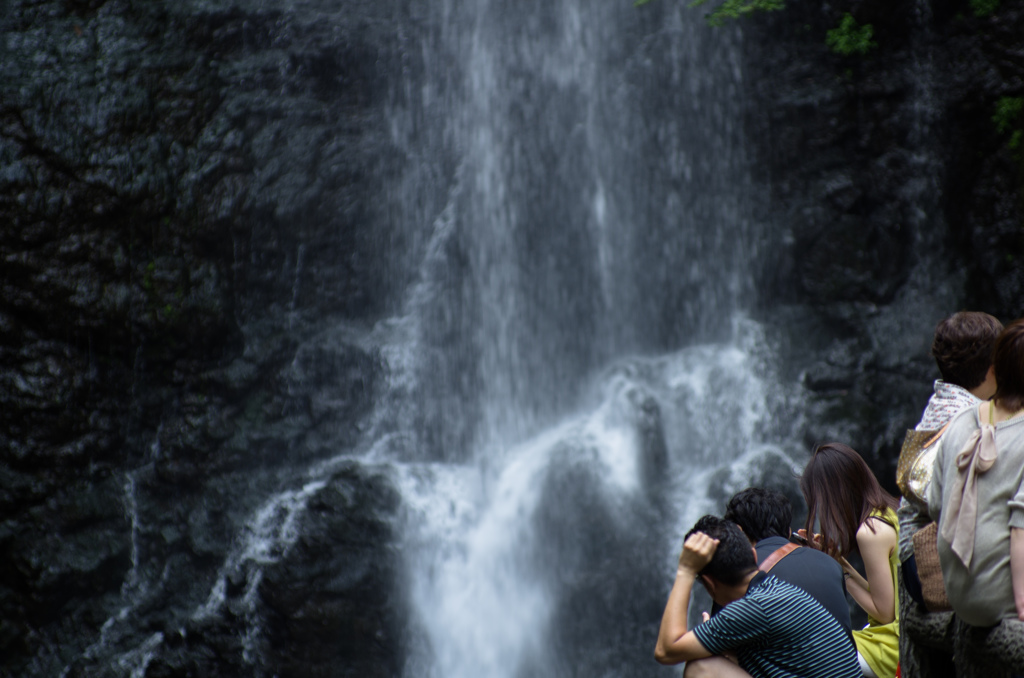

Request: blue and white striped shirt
left=692, top=572, right=860, bottom=678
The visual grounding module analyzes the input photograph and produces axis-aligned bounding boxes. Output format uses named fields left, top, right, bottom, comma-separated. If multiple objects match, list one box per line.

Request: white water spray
left=397, top=323, right=800, bottom=678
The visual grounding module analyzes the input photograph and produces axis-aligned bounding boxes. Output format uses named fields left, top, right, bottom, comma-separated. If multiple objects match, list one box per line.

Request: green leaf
left=826, top=13, right=876, bottom=56
left=687, top=0, right=785, bottom=26
left=970, top=0, right=1000, bottom=18
left=994, top=97, right=1024, bottom=135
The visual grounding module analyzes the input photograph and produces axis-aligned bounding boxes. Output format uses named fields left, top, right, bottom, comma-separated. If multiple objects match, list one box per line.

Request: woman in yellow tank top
left=800, top=443, right=900, bottom=678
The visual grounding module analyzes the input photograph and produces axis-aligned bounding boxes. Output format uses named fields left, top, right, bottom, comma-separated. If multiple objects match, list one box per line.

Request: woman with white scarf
left=928, top=318, right=1024, bottom=627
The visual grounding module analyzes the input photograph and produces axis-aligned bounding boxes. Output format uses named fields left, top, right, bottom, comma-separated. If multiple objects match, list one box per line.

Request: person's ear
left=752, top=545, right=759, bottom=565
left=700, top=574, right=716, bottom=597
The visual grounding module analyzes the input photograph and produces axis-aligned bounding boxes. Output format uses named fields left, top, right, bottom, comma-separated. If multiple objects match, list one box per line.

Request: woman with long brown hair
left=800, top=443, right=900, bottom=678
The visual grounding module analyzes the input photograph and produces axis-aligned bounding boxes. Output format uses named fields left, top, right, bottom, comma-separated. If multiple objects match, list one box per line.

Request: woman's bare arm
left=1011, top=527, right=1024, bottom=622
left=841, top=518, right=898, bottom=624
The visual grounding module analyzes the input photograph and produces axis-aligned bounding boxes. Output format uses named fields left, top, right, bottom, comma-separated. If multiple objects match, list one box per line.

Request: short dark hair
left=724, top=487, right=793, bottom=543
left=931, top=311, right=1003, bottom=389
left=684, top=515, right=756, bottom=586
left=993, top=319, right=1024, bottom=413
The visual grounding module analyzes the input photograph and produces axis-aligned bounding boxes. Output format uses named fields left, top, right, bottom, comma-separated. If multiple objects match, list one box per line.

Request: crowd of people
left=654, top=312, right=1024, bottom=677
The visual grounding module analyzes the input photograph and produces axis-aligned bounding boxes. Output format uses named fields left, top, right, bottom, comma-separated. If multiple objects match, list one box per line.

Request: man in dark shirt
left=654, top=515, right=860, bottom=677
left=724, top=487, right=852, bottom=634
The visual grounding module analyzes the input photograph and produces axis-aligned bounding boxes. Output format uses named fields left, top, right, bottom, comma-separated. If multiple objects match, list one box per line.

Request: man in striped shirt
left=655, top=515, right=860, bottom=678
left=724, top=488, right=852, bottom=636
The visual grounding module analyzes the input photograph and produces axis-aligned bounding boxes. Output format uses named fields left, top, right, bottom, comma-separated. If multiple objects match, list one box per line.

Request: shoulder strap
left=865, top=507, right=899, bottom=531
left=760, top=542, right=800, bottom=573
left=922, top=421, right=951, bottom=449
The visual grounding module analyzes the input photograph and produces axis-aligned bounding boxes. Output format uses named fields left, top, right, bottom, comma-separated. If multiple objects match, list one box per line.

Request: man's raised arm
left=654, top=532, right=718, bottom=665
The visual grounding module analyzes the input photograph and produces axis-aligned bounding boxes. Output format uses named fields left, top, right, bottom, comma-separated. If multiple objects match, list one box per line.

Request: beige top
left=928, top=404, right=1024, bottom=626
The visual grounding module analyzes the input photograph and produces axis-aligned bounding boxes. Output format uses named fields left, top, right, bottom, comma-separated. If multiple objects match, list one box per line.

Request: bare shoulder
left=857, top=515, right=897, bottom=547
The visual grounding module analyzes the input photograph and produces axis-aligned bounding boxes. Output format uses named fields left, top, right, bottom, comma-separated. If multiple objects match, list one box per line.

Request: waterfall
left=395, top=325, right=802, bottom=678
left=82, top=1, right=798, bottom=675
left=374, top=0, right=766, bottom=463
left=376, top=1, right=791, bottom=675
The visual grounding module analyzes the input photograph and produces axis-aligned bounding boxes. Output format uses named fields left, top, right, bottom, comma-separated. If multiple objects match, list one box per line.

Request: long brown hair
left=800, top=442, right=898, bottom=558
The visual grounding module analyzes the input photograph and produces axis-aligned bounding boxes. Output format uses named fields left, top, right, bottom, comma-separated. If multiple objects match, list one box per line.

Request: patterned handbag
left=895, top=424, right=948, bottom=507
left=896, top=423, right=953, bottom=612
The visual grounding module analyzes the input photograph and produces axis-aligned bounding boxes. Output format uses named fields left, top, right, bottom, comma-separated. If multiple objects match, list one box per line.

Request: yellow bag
left=895, top=424, right=947, bottom=507
left=896, top=424, right=953, bottom=613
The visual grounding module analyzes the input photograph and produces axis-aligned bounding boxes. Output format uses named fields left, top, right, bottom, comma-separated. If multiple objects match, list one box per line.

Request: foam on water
left=395, top=324, right=800, bottom=678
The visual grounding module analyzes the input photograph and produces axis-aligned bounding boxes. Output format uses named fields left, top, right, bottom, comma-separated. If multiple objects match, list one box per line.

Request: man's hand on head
left=678, top=532, right=719, bottom=577
left=656, top=531, right=721, bottom=665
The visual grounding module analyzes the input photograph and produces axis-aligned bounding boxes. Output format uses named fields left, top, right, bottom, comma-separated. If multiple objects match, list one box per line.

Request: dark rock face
left=258, top=468, right=403, bottom=678
left=134, top=463, right=403, bottom=678
left=1, top=1, right=401, bottom=675
left=744, top=0, right=1024, bottom=490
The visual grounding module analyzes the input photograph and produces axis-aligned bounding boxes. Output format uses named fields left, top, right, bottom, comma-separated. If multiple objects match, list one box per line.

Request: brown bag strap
left=760, top=542, right=800, bottom=573
left=922, top=421, right=951, bottom=449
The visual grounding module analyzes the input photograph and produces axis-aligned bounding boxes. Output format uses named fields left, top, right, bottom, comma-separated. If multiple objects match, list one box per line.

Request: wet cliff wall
left=740, top=0, right=1024, bottom=489
left=1, top=1, right=410, bottom=675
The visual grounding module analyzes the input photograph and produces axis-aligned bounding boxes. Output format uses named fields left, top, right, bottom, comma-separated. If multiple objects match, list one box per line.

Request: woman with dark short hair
left=928, top=318, right=1024, bottom=628
left=896, top=312, right=1002, bottom=678
left=801, top=443, right=900, bottom=678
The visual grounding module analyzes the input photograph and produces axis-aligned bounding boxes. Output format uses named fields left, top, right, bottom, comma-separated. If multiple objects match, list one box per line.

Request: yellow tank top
left=853, top=507, right=900, bottom=678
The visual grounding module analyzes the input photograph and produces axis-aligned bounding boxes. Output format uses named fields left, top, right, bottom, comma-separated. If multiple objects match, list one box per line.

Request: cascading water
left=373, top=2, right=799, bottom=676
left=380, top=0, right=767, bottom=463
left=81, top=1, right=804, bottom=675
left=395, top=323, right=804, bottom=678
